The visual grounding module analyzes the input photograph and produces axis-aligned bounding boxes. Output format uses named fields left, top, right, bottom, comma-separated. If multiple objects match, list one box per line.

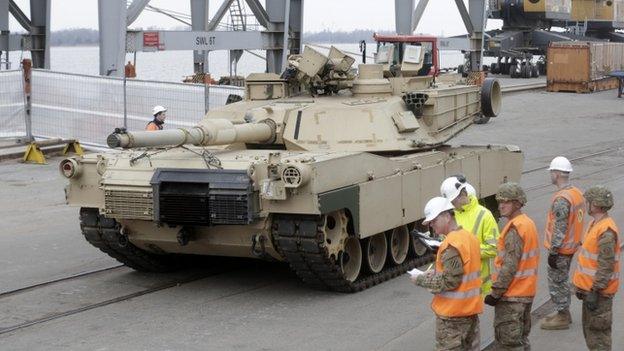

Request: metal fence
left=28, top=69, right=244, bottom=147
left=0, top=70, right=27, bottom=139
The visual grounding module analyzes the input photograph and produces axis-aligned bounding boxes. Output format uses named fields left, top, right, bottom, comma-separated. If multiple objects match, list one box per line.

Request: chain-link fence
left=29, top=69, right=245, bottom=147
left=0, top=70, right=27, bottom=139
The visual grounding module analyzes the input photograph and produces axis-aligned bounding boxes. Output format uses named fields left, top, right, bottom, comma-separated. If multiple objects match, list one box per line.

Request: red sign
left=143, top=32, right=160, bottom=47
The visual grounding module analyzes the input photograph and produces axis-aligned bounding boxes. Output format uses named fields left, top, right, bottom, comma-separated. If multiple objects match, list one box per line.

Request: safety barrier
left=0, top=70, right=27, bottom=139
left=29, top=69, right=244, bottom=147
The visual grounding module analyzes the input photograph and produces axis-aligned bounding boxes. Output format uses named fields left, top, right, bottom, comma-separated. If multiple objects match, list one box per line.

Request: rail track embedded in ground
left=522, top=145, right=624, bottom=175
left=0, top=271, right=210, bottom=336
left=0, top=265, right=123, bottom=299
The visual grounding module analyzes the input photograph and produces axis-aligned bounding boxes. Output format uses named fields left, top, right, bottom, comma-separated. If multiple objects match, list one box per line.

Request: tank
left=61, top=46, right=521, bottom=292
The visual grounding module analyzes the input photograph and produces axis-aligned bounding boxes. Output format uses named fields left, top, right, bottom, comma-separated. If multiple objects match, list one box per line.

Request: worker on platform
left=146, top=105, right=167, bottom=131
left=540, top=156, right=586, bottom=330
left=412, top=197, right=483, bottom=351
left=484, top=183, right=539, bottom=350
left=573, top=186, right=619, bottom=351
left=441, top=175, right=499, bottom=295
left=124, top=60, right=136, bottom=78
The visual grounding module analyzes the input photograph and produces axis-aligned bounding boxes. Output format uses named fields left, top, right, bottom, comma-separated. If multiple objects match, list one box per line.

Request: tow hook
left=251, top=234, right=267, bottom=258
left=177, top=227, right=192, bottom=246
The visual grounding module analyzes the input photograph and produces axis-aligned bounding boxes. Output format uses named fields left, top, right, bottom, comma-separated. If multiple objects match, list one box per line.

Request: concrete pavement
left=1, top=89, right=623, bottom=350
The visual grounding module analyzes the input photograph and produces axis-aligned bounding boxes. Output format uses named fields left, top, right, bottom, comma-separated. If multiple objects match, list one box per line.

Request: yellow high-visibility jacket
left=454, top=195, right=500, bottom=295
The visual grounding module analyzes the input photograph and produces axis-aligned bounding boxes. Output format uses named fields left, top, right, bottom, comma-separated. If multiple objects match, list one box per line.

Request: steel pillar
left=467, top=0, right=486, bottom=72
left=264, top=0, right=302, bottom=73
left=191, top=0, right=209, bottom=74
left=288, top=0, right=303, bottom=56
left=395, top=0, right=415, bottom=35
left=1, top=0, right=8, bottom=69
left=127, top=0, right=151, bottom=25
left=411, top=0, right=430, bottom=32
left=29, top=0, right=51, bottom=69
left=265, top=0, right=285, bottom=73
left=98, top=0, right=126, bottom=76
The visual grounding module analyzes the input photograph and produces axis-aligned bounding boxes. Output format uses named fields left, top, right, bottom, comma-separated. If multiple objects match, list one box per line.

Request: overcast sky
left=9, top=0, right=502, bottom=36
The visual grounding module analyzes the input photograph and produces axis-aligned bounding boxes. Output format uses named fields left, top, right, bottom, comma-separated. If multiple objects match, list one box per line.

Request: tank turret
left=107, top=118, right=276, bottom=149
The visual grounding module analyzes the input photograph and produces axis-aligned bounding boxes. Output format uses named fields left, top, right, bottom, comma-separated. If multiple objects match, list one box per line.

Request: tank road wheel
left=388, top=226, right=409, bottom=265
left=340, top=236, right=363, bottom=282
left=322, top=210, right=349, bottom=262
left=79, top=207, right=181, bottom=272
left=409, top=224, right=429, bottom=258
left=364, top=233, right=388, bottom=274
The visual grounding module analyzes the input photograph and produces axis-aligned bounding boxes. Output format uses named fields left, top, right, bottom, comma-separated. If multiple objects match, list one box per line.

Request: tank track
left=79, top=207, right=180, bottom=272
left=272, top=214, right=435, bottom=293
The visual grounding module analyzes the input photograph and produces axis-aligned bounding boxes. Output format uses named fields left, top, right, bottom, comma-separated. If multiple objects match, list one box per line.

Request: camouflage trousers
left=435, top=315, right=480, bottom=351
left=582, top=295, right=613, bottom=351
left=546, top=254, right=573, bottom=312
left=494, top=301, right=532, bottom=351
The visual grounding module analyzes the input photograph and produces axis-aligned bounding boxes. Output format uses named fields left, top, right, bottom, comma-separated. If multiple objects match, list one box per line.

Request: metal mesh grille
left=209, top=192, right=250, bottom=225
left=104, top=189, right=154, bottom=220
left=160, top=193, right=210, bottom=225
left=29, top=69, right=244, bottom=147
left=0, top=70, right=27, bottom=138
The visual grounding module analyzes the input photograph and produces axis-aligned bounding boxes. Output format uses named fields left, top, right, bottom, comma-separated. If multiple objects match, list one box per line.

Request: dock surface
left=1, top=87, right=623, bottom=350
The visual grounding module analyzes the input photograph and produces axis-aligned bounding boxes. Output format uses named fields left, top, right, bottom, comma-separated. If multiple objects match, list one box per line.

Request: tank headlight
left=59, top=158, right=82, bottom=179
left=281, top=164, right=310, bottom=188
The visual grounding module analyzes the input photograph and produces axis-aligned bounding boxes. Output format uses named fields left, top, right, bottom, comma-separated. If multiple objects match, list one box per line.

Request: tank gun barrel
left=107, top=119, right=275, bottom=149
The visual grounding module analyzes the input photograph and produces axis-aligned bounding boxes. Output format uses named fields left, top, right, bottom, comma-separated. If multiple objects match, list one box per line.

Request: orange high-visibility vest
left=146, top=121, right=162, bottom=131
left=573, top=217, right=620, bottom=295
left=432, top=229, right=483, bottom=318
left=544, top=186, right=586, bottom=254
left=492, top=213, right=540, bottom=298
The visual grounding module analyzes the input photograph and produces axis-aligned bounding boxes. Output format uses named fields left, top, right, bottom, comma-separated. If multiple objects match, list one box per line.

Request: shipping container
left=547, top=41, right=624, bottom=93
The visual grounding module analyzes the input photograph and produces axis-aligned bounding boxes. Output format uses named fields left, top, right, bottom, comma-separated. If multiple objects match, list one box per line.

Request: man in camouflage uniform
left=412, top=197, right=482, bottom=351
left=485, top=183, right=539, bottom=351
left=573, top=186, right=619, bottom=351
left=541, top=156, right=586, bottom=330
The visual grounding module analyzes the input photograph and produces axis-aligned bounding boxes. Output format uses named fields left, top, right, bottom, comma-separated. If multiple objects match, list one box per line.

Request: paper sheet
left=407, top=268, right=425, bottom=277
left=421, top=238, right=441, bottom=248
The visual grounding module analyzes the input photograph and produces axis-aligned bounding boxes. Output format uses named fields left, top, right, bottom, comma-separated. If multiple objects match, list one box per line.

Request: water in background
left=10, top=44, right=478, bottom=83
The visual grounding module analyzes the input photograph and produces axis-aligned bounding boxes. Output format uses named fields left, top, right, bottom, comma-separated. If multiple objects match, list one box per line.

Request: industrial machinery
left=61, top=46, right=522, bottom=292
left=486, top=0, right=624, bottom=78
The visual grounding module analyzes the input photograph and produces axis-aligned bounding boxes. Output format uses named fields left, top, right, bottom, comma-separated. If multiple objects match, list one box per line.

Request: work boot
left=540, top=310, right=572, bottom=330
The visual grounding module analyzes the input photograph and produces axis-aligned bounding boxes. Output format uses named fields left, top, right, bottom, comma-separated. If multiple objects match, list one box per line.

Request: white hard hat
left=440, top=176, right=467, bottom=201
left=423, top=197, right=454, bottom=225
left=549, top=156, right=573, bottom=173
left=152, top=105, right=167, bottom=116
left=465, top=183, right=476, bottom=197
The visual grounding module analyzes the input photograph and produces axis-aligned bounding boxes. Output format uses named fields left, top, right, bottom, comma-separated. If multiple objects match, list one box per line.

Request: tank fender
left=318, top=185, right=360, bottom=235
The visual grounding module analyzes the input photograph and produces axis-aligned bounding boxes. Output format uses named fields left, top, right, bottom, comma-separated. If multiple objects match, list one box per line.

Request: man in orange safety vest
left=411, top=196, right=483, bottom=350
